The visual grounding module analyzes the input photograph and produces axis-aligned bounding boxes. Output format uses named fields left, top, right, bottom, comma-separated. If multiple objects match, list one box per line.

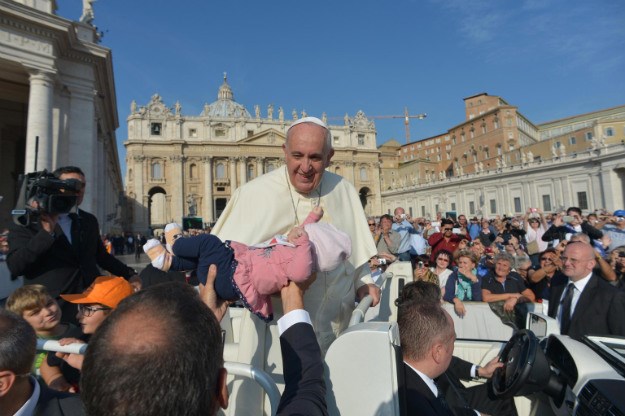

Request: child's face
left=22, top=297, right=61, bottom=333
left=76, top=303, right=110, bottom=335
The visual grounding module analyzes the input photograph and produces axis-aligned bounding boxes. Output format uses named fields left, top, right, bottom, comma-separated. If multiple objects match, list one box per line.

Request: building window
left=150, top=123, right=162, bottom=136
left=542, top=195, right=552, bottom=212
left=490, top=199, right=497, bottom=214
left=151, top=162, right=162, bottom=179
left=247, top=164, right=255, bottom=181
left=497, top=145, right=502, bottom=156
left=461, top=133, right=465, bottom=142
left=267, top=163, right=275, bottom=173
left=494, top=118, right=499, bottom=129
left=514, top=197, right=521, bottom=213
left=485, top=149, right=490, bottom=159
left=605, top=127, right=614, bottom=137
left=451, top=203, right=456, bottom=211
left=128, top=169, right=133, bottom=181
left=470, top=129, right=475, bottom=139
left=577, top=192, right=588, bottom=210
left=358, top=134, right=365, bottom=145
left=421, top=206, right=426, bottom=216
left=188, top=128, right=197, bottom=138
left=555, top=141, right=561, bottom=148
left=569, top=137, right=576, bottom=145
left=435, top=204, right=439, bottom=214
left=333, top=136, right=339, bottom=145
left=215, top=162, right=225, bottom=179
left=215, top=128, right=226, bottom=137
left=360, top=167, right=368, bottom=181
left=189, top=163, right=197, bottom=179
left=585, top=132, right=593, bottom=141
left=469, top=201, right=475, bottom=215
left=452, top=135, right=456, bottom=145
left=247, top=130, right=254, bottom=137
left=482, top=124, right=486, bottom=134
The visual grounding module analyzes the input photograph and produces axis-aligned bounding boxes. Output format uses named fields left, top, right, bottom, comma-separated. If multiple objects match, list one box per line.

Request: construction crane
left=328, top=107, right=427, bottom=144
left=370, top=107, right=427, bottom=144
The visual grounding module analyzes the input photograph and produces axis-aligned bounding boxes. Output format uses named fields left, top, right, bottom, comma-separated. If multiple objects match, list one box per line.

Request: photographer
left=7, top=166, right=139, bottom=323
left=542, top=207, right=603, bottom=247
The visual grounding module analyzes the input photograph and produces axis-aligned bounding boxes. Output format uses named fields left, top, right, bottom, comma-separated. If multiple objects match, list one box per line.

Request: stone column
left=341, top=161, right=351, bottom=182
left=132, top=155, right=147, bottom=231
left=170, top=155, right=186, bottom=223
left=25, top=70, right=55, bottom=172
left=165, top=195, right=172, bottom=223
left=239, top=156, right=247, bottom=185
left=256, top=157, right=264, bottom=175
left=229, top=157, right=238, bottom=193
left=202, top=156, right=214, bottom=223
left=66, top=85, right=96, bottom=211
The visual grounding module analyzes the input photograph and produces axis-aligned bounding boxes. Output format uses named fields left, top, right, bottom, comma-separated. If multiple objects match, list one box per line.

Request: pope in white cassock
left=212, top=116, right=379, bottom=352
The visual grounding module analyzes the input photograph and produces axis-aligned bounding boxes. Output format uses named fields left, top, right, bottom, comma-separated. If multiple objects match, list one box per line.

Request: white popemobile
left=42, top=261, right=625, bottom=415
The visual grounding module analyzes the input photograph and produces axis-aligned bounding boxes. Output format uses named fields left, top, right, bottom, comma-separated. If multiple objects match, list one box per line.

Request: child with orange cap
left=50, top=276, right=134, bottom=372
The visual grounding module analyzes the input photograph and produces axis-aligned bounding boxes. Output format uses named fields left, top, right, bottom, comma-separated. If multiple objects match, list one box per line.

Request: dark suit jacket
left=542, top=222, right=603, bottom=243
left=549, top=274, right=625, bottom=341
left=277, top=322, right=327, bottom=416
left=404, top=363, right=455, bottom=416
left=35, top=379, right=85, bottom=416
left=7, top=209, right=135, bottom=319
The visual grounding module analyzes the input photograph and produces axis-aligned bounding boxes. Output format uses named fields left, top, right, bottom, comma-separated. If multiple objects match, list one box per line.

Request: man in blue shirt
left=392, top=207, right=417, bottom=262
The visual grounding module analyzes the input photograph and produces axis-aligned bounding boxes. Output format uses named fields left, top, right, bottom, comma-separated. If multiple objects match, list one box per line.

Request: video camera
left=12, top=170, right=82, bottom=226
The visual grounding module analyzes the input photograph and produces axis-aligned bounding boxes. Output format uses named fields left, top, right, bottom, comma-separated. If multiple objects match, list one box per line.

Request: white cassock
left=212, top=165, right=377, bottom=351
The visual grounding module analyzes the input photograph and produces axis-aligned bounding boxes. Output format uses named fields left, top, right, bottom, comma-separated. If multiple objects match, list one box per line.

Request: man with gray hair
left=212, top=116, right=379, bottom=352
left=0, top=309, right=83, bottom=415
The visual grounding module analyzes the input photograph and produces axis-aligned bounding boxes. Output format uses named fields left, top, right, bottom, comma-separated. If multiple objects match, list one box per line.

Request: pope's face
left=283, top=123, right=334, bottom=195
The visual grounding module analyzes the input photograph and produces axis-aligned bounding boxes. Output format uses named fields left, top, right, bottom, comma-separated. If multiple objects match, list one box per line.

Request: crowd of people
left=1, top=116, right=625, bottom=415
left=369, top=206, right=625, bottom=337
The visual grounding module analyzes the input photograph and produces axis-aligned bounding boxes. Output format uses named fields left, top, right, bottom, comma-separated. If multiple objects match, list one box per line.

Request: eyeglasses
left=443, top=228, right=453, bottom=231
left=77, top=304, right=111, bottom=317
left=368, top=223, right=375, bottom=226
left=560, top=256, right=593, bottom=265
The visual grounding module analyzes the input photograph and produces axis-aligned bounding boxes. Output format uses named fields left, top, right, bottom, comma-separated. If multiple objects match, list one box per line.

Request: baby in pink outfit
left=144, top=207, right=351, bottom=321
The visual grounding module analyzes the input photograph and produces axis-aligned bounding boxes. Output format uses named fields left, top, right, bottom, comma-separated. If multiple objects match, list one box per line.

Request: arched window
left=189, top=163, right=197, bottom=179
left=216, top=162, right=225, bottom=179
left=360, top=167, right=368, bottom=181
left=151, top=162, right=162, bottom=179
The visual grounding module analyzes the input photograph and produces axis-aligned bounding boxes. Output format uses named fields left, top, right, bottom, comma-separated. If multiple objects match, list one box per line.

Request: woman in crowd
left=524, top=209, right=548, bottom=267
left=478, top=219, right=496, bottom=248
left=527, top=248, right=567, bottom=303
left=482, top=252, right=536, bottom=312
left=428, top=249, right=453, bottom=297
left=443, top=250, right=483, bottom=317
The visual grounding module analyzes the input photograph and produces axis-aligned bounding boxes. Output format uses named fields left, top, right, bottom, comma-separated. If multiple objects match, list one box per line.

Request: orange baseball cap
left=60, top=276, right=133, bottom=309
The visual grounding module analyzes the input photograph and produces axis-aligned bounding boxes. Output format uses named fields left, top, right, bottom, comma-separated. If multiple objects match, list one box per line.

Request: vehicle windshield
left=584, top=336, right=625, bottom=377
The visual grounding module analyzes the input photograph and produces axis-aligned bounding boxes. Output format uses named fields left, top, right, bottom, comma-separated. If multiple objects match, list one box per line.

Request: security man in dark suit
left=0, top=309, right=84, bottom=416
left=7, top=166, right=138, bottom=322
left=548, top=241, right=625, bottom=341
left=397, top=281, right=518, bottom=415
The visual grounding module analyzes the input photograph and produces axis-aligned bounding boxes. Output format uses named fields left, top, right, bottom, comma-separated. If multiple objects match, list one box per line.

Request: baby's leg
left=144, top=239, right=196, bottom=271
left=174, top=234, right=226, bottom=285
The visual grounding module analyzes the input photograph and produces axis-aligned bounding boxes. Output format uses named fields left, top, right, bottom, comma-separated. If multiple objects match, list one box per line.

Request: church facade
left=0, top=0, right=124, bottom=232
left=123, top=76, right=382, bottom=232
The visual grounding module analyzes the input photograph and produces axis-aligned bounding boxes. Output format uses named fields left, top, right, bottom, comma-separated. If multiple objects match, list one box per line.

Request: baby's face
left=23, top=296, right=61, bottom=333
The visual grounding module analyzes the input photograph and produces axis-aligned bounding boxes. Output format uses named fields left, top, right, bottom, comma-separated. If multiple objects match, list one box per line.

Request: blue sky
left=56, top=0, right=625, bottom=162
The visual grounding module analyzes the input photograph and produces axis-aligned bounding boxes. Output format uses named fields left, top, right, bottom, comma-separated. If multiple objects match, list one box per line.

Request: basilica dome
left=202, top=74, right=251, bottom=119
